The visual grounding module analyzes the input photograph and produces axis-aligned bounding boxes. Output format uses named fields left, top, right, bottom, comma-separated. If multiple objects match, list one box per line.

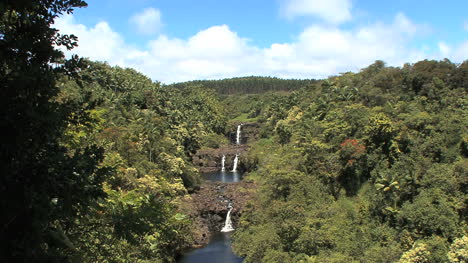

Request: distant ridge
left=167, top=76, right=317, bottom=95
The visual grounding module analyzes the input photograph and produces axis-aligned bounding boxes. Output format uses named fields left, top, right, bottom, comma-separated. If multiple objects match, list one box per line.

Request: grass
left=230, top=113, right=259, bottom=123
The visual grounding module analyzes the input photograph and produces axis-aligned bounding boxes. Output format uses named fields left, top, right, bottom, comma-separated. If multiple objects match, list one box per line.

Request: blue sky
left=55, top=0, right=468, bottom=83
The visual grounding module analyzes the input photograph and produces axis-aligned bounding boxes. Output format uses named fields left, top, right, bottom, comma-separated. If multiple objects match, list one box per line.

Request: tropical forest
left=1, top=1, right=467, bottom=263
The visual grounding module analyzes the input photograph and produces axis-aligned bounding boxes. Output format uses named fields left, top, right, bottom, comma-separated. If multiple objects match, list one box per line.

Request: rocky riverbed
left=192, top=145, right=249, bottom=173
left=191, top=122, right=260, bottom=173
left=179, top=180, right=256, bottom=247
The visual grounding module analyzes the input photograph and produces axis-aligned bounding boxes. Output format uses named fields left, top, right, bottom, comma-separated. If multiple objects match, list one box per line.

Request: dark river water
left=202, top=171, right=243, bottom=183
left=177, top=232, right=243, bottom=263
left=176, top=171, right=244, bottom=263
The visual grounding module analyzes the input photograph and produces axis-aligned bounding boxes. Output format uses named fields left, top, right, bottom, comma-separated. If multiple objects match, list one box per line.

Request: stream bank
left=191, top=122, right=260, bottom=173
left=180, top=179, right=256, bottom=247
left=177, top=122, right=259, bottom=260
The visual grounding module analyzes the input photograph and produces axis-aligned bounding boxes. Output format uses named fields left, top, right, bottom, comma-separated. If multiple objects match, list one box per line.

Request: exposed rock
left=180, top=181, right=256, bottom=247
left=182, top=123, right=259, bottom=248
left=212, top=214, right=223, bottom=222
left=228, top=122, right=261, bottom=145
left=191, top=122, right=260, bottom=173
left=192, top=145, right=249, bottom=173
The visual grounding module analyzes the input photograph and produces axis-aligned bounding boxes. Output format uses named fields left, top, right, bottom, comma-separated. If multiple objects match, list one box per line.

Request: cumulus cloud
left=137, top=25, right=263, bottom=82
left=261, top=13, right=427, bottom=77
left=54, top=13, right=464, bottom=83
left=130, top=7, right=162, bottom=35
left=281, top=0, right=352, bottom=24
left=54, top=15, right=146, bottom=67
left=438, top=42, right=451, bottom=57
left=438, top=41, right=468, bottom=62
left=454, top=42, right=468, bottom=61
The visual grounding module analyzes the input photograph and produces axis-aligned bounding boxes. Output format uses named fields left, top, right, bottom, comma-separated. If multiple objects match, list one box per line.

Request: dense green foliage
left=0, top=1, right=98, bottom=261
left=233, top=60, right=468, bottom=262
left=56, top=60, right=228, bottom=262
left=2, top=1, right=467, bottom=262
left=169, top=76, right=317, bottom=95
left=1, top=1, right=227, bottom=261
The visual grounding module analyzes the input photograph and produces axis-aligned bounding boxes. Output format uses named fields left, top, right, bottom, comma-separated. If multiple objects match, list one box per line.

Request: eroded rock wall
left=192, top=122, right=260, bottom=173
left=180, top=181, right=256, bottom=247
left=228, top=122, right=261, bottom=144
left=192, top=145, right=249, bottom=173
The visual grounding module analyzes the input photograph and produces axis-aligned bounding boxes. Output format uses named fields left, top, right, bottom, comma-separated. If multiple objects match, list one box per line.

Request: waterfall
left=221, top=155, right=226, bottom=172
left=231, top=154, right=239, bottom=172
left=236, top=124, right=242, bottom=145
left=221, top=205, right=234, bottom=232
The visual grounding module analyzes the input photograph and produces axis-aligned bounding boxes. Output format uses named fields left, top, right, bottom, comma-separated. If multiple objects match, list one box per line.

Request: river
left=202, top=171, right=242, bottom=183
left=176, top=171, right=244, bottom=263
left=177, top=232, right=242, bottom=263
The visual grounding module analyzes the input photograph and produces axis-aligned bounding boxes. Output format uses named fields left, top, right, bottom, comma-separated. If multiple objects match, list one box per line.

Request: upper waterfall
left=236, top=124, right=242, bottom=145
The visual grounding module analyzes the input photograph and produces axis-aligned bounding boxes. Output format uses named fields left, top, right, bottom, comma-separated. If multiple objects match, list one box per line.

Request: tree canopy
left=1, top=1, right=467, bottom=262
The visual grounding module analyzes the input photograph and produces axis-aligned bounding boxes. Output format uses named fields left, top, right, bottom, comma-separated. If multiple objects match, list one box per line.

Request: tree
left=0, top=1, right=108, bottom=261
left=447, top=235, right=468, bottom=263
left=398, top=243, right=431, bottom=263
left=231, top=58, right=467, bottom=262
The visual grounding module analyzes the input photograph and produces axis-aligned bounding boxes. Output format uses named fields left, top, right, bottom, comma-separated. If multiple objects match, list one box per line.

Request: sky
left=54, top=0, right=468, bottom=84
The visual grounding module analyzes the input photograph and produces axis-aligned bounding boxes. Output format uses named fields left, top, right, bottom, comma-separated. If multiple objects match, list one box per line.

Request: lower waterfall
left=221, top=205, right=234, bottom=232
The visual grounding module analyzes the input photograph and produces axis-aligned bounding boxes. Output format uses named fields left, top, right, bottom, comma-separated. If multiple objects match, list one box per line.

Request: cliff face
left=183, top=122, right=260, bottom=247
left=228, top=122, right=261, bottom=145
left=192, top=122, right=260, bottom=173
left=192, top=145, right=248, bottom=173
left=180, top=181, right=256, bottom=247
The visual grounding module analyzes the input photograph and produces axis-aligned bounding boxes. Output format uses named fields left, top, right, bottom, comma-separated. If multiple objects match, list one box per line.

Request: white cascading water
left=231, top=154, right=239, bottom=172
left=221, top=155, right=226, bottom=172
left=236, top=124, right=242, bottom=145
left=221, top=205, right=234, bottom=232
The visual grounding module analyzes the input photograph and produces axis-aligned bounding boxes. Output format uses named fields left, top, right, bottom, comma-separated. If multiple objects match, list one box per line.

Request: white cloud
left=130, top=7, right=162, bottom=35
left=456, top=42, right=468, bottom=60
left=434, top=40, right=468, bottom=62
left=438, top=42, right=451, bottom=57
left=136, top=25, right=263, bottom=82
left=260, top=13, right=426, bottom=77
left=55, top=13, right=465, bottom=84
left=281, top=0, right=352, bottom=24
left=394, top=12, right=418, bottom=35
left=53, top=15, right=140, bottom=65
